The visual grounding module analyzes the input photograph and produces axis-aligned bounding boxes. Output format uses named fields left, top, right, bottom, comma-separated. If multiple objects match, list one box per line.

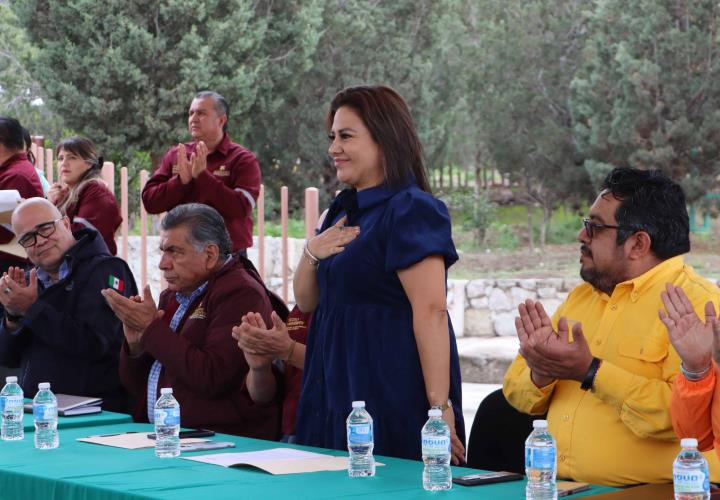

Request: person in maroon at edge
left=232, top=305, right=310, bottom=442
left=103, top=203, right=284, bottom=438
left=141, top=91, right=260, bottom=256
left=48, top=137, right=121, bottom=255
left=0, top=117, right=44, bottom=273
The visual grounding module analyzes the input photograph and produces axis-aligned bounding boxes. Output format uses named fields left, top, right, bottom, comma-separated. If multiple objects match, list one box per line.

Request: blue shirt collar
left=36, top=260, right=70, bottom=288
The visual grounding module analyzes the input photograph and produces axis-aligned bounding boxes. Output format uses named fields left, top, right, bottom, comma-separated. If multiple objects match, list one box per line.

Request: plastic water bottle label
left=155, top=408, right=180, bottom=426
left=2, top=395, right=22, bottom=412
left=674, top=470, right=710, bottom=493
left=525, top=447, right=555, bottom=469
left=33, top=403, right=57, bottom=421
left=422, top=436, right=451, bottom=455
left=348, top=423, right=372, bottom=444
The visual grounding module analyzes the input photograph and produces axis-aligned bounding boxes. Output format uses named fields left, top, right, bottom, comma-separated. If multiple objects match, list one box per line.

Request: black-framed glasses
left=18, top=218, right=63, bottom=248
left=582, top=218, right=636, bottom=239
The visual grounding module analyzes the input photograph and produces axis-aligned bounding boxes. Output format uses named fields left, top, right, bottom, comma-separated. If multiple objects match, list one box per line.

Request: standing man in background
left=142, top=91, right=261, bottom=255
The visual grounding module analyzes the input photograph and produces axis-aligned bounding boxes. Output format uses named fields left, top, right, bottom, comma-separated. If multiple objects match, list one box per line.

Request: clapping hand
left=47, top=183, right=69, bottom=205
left=190, top=141, right=208, bottom=178
left=515, top=299, right=594, bottom=386
left=659, top=284, right=718, bottom=373
left=0, top=267, right=38, bottom=317
left=102, top=285, right=164, bottom=355
left=172, top=144, right=192, bottom=185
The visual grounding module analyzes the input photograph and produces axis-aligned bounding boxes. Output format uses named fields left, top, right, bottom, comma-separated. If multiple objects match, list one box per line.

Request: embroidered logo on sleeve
left=189, top=306, right=206, bottom=320
left=108, top=275, right=125, bottom=292
left=213, top=165, right=230, bottom=177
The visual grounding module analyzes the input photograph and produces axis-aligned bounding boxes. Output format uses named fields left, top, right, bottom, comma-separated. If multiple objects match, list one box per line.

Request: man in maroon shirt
left=102, top=203, right=284, bottom=438
left=142, top=92, right=261, bottom=254
left=0, top=117, right=45, bottom=270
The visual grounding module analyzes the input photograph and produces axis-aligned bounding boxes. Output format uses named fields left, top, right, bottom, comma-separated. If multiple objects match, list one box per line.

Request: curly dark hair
left=601, top=167, right=690, bottom=259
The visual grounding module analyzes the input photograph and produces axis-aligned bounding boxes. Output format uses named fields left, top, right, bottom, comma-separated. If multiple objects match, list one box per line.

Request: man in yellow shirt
left=502, top=167, right=720, bottom=486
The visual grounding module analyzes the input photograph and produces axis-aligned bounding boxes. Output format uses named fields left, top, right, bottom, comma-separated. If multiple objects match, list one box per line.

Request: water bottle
left=673, top=438, right=710, bottom=500
left=525, top=419, right=557, bottom=500
left=1, top=376, right=24, bottom=440
left=346, top=400, right=375, bottom=477
left=421, top=408, right=452, bottom=491
left=33, top=382, right=58, bottom=449
left=154, top=387, right=180, bottom=458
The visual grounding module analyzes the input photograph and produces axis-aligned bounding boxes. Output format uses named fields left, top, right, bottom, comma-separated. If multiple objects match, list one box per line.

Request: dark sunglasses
left=582, top=218, right=636, bottom=239
left=18, top=218, right=63, bottom=248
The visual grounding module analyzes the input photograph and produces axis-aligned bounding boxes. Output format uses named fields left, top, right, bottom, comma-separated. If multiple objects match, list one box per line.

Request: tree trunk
left=540, top=203, right=553, bottom=247
left=526, top=204, right=534, bottom=250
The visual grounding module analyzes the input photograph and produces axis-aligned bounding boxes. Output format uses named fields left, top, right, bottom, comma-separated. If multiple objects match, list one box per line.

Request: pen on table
left=89, top=431, right=140, bottom=438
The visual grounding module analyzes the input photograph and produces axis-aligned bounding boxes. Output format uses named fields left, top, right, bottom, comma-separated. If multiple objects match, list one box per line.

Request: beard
left=579, top=244, right=625, bottom=295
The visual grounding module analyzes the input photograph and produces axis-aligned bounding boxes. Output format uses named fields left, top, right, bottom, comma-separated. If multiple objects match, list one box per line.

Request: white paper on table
left=77, top=432, right=209, bottom=449
left=181, top=447, right=384, bottom=475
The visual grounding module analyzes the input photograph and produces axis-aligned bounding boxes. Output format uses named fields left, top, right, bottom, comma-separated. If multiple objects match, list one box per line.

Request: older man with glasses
left=0, top=197, right=136, bottom=412
left=469, top=167, right=720, bottom=487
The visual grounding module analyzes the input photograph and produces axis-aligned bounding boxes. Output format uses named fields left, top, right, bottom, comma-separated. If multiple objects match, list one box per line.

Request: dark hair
left=22, top=127, right=35, bottom=165
left=54, top=137, right=105, bottom=214
left=326, top=85, right=431, bottom=193
left=195, top=91, right=229, bottom=133
left=162, top=203, right=232, bottom=257
left=0, top=117, right=25, bottom=151
left=601, top=167, right=690, bottom=259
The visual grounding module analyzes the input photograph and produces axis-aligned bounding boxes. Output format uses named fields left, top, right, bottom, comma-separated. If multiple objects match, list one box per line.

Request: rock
left=470, top=297, right=489, bottom=309
left=488, top=288, right=512, bottom=311
left=537, top=287, right=557, bottom=298
left=496, top=279, right=517, bottom=289
left=537, top=278, right=563, bottom=289
left=511, top=286, right=537, bottom=305
left=464, top=309, right=494, bottom=337
left=518, top=279, right=537, bottom=291
left=466, top=279, right=494, bottom=299
left=563, top=278, right=582, bottom=291
left=492, top=311, right=517, bottom=336
left=538, top=298, right=562, bottom=317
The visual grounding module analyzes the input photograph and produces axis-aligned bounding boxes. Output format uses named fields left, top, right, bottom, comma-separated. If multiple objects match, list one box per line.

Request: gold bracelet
left=284, top=340, right=297, bottom=362
left=303, top=241, right=319, bottom=267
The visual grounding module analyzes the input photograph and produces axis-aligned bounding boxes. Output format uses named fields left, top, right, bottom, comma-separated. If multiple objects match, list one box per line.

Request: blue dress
left=295, top=182, right=465, bottom=460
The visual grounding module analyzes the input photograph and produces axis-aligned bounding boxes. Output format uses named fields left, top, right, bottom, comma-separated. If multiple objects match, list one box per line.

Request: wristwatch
left=431, top=399, right=453, bottom=412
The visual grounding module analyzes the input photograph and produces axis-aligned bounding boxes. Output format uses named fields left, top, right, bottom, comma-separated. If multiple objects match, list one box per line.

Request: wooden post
left=258, top=184, right=265, bottom=280
left=35, top=141, right=44, bottom=177
left=304, top=187, right=319, bottom=239
left=102, top=162, right=115, bottom=196
left=45, top=148, right=53, bottom=184
left=281, top=186, right=288, bottom=303
left=140, top=170, right=148, bottom=289
left=120, top=167, right=128, bottom=260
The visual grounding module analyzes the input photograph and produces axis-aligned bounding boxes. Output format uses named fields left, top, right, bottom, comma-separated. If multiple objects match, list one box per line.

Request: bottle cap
left=351, top=401, right=365, bottom=408
left=38, top=382, right=50, bottom=390
left=160, top=387, right=173, bottom=395
left=5, top=376, right=17, bottom=383
left=428, top=408, right=442, bottom=417
left=681, top=438, right=698, bottom=448
left=532, top=419, right=548, bottom=429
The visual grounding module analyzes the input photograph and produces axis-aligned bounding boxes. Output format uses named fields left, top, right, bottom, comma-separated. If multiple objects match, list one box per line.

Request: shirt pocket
left=617, top=336, right=668, bottom=363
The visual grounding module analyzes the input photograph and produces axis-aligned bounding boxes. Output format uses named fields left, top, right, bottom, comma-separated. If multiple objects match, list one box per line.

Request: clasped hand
left=515, top=299, right=594, bottom=387
left=172, top=142, right=208, bottom=185
left=306, top=216, right=360, bottom=260
left=232, top=311, right=290, bottom=370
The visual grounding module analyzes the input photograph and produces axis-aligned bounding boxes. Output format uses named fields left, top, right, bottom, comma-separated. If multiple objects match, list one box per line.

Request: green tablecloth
left=0, top=422, right=616, bottom=499
left=21, top=405, right=133, bottom=432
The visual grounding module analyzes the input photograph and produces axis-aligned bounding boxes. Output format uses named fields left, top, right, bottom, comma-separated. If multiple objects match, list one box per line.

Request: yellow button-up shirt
left=503, top=256, right=720, bottom=486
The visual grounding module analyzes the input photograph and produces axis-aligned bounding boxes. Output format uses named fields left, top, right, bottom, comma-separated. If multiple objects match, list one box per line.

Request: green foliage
left=483, top=222, right=520, bottom=250
left=440, top=187, right=495, bottom=245
left=571, top=0, right=720, bottom=201
left=260, top=219, right=305, bottom=238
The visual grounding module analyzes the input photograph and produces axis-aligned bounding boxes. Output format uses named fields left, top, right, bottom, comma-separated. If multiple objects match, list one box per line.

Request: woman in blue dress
left=294, top=85, right=465, bottom=463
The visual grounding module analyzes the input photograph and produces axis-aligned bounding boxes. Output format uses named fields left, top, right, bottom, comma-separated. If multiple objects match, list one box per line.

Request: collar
left=611, top=255, right=686, bottom=302
left=356, top=183, right=405, bottom=210
left=37, top=260, right=71, bottom=288
left=213, top=133, right=232, bottom=156
left=0, top=152, right=27, bottom=170
left=175, top=281, right=209, bottom=306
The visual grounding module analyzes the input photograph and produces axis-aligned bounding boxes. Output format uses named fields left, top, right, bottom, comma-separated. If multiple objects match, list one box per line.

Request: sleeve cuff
left=675, top=363, right=717, bottom=395
left=592, top=359, right=634, bottom=407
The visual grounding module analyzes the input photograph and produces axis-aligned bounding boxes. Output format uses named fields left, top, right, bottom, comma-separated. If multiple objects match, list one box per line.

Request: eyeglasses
left=582, top=218, right=636, bottom=239
left=18, top=218, right=63, bottom=248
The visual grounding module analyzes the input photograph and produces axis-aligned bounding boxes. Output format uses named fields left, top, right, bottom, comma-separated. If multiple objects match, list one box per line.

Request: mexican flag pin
left=108, top=275, right=125, bottom=292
